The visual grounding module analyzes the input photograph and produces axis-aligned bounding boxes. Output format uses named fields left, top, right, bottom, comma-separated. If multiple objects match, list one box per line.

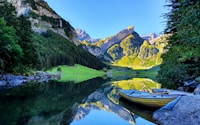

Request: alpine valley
left=2, top=0, right=200, bottom=125
left=0, top=0, right=105, bottom=73
left=76, top=27, right=168, bottom=69
left=1, top=0, right=168, bottom=73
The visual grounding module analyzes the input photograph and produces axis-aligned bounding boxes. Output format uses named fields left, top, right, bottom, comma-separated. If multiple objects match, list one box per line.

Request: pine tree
left=158, top=0, right=200, bottom=88
left=0, top=17, right=23, bottom=73
left=16, top=15, right=38, bottom=71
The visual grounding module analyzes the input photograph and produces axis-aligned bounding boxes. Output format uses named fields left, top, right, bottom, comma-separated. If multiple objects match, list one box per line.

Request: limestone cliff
left=6, top=0, right=79, bottom=45
left=75, top=28, right=100, bottom=44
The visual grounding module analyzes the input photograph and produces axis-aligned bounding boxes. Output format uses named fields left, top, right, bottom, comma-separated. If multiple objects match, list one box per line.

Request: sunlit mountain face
left=76, top=27, right=169, bottom=69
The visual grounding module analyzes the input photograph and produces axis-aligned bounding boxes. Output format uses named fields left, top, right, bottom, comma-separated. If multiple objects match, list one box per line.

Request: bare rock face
left=75, top=28, right=100, bottom=43
left=195, top=76, right=200, bottom=83
left=138, top=40, right=159, bottom=59
left=77, top=26, right=136, bottom=59
left=87, top=47, right=102, bottom=56
left=194, top=84, right=200, bottom=95
left=153, top=95, right=200, bottom=125
left=7, top=0, right=31, bottom=16
left=7, top=0, right=79, bottom=45
left=100, top=26, right=134, bottom=53
left=142, top=33, right=158, bottom=42
left=76, top=28, right=91, bottom=41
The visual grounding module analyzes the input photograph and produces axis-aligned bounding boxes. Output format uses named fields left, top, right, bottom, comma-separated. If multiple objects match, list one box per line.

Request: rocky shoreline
left=153, top=76, right=200, bottom=125
left=153, top=95, right=200, bottom=125
left=0, top=71, right=61, bottom=89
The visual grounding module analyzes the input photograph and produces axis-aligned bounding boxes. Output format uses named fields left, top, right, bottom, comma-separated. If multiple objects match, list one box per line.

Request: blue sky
left=44, top=0, right=168, bottom=39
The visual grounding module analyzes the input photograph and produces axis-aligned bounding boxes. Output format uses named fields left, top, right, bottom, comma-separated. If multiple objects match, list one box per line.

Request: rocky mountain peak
left=76, top=28, right=91, bottom=41
left=77, top=25, right=168, bottom=69
left=100, top=26, right=134, bottom=52
left=142, top=33, right=158, bottom=41
left=116, top=26, right=134, bottom=39
left=75, top=28, right=100, bottom=43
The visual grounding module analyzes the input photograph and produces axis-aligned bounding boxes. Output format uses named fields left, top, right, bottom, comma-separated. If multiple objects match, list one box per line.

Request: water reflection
left=0, top=77, right=108, bottom=125
left=112, top=78, right=161, bottom=91
left=119, top=97, right=157, bottom=123
left=70, top=86, right=135, bottom=125
left=71, top=110, right=133, bottom=125
left=69, top=78, right=161, bottom=125
left=0, top=76, right=161, bottom=125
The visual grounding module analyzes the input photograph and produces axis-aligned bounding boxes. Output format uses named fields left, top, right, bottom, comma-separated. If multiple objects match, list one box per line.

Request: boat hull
left=118, top=90, right=177, bottom=108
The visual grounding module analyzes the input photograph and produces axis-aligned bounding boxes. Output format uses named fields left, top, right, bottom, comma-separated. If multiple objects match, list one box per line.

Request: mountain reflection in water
left=70, top=78, right=160, bottom=125
left=0, top=76, right=160, bottom=125
left=0, top=77, right=108, bottom=125
left=119, top=97, right=157, bottom=123
left=70, top=86, right=135, bottom=125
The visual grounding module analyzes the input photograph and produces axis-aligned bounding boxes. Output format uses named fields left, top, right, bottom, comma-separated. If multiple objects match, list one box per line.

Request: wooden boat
left=118, top=89, right=192, bottom=108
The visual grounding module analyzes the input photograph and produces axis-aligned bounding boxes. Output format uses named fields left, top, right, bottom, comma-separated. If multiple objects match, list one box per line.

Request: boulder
left=153, top=95, right=200, bottom=125
left=183, top=80, right=199, bottom=92
left=0, top=72, right=60, bottom=89
left=177, top=87, right=184, bottom=91
left=195, top=76, right=200, bottom=83
left=0, top=80, right=7, bottom=87
left=194, top=84, right=200, bottom=95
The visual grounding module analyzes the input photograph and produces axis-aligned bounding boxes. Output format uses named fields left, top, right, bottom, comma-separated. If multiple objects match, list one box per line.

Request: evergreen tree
left=0, top=1, right=105, bottom=73
left=0, top=18, right=23, bottom=73
left=0, top=1, right=38, bottom=72
left=16, top=15, right=38, bottom=71
left=158, top=0, right=200, bottom=88
left=0, top=1, right=17, bottom=27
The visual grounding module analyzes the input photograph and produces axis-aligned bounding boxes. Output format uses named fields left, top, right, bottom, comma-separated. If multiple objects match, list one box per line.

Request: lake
left=0, top=75, right=161, bottom=125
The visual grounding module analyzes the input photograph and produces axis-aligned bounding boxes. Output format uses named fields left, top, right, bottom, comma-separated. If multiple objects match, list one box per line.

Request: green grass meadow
left=48, top=64, right=106, bottom=83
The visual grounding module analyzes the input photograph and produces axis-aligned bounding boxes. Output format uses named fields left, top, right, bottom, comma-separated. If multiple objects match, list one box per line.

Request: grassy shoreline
left=48, top=64, right=106, bottom=83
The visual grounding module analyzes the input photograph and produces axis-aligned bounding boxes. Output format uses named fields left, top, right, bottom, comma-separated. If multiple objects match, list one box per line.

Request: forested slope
left=0, top=1, right=105, bottom=74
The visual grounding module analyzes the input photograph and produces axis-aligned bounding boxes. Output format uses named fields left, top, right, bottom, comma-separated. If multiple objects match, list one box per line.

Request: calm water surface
left=0, top=76, right=160, bottom=125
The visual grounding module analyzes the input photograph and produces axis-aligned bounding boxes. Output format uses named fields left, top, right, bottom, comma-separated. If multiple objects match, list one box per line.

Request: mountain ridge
left=76, top=26, right=168, bottom=69
left=76, top=28, right=100, bottom=43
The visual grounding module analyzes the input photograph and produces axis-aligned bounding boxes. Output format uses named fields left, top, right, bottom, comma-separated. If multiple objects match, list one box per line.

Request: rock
left=194, top=84, right=200, bottom=95
left=8, top=79, right=25, bottom=86
left=27, top=76, right=35, bottom=81
left=153, top=95, right=200, bottom=125
left=75, top=28, right=91, bottom=41
left=100, top=26, right=134, bottom=53
left=0, top=80, right=7, bottom=87
left=138, top=41, right=159, bottom=59
left=195, top=76, right=200, bottom=83
left=7, top=0, right=31, bottom=16
left=183, top=80, right=199, bottom=92
left=7, top=0, right=79, bottom=45
left=0, top=72, right=60, bottom=89
left=177, top=87, right=184, bottom=91
left=86, top=46, right=102, bottom=56
left=142, top=33, right=158, bottom=42
left=183, top=80, right=199, bottom=86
